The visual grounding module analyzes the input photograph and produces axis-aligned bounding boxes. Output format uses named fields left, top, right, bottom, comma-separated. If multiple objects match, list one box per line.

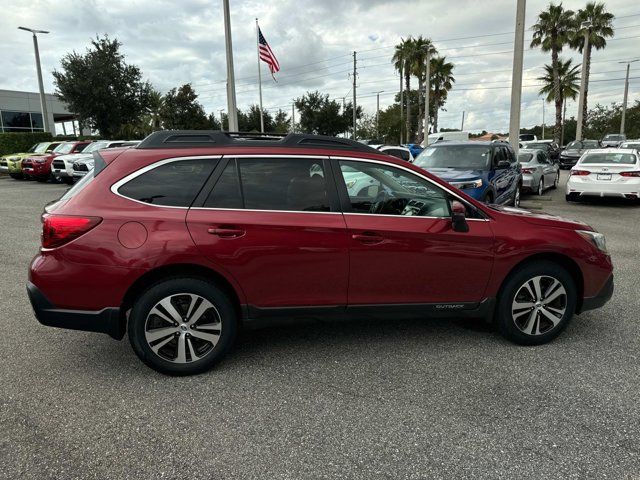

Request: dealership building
left=0, top=89, right=83, bottom=136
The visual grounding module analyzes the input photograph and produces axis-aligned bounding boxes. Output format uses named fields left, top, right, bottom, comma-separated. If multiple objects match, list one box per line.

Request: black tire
left=512, top=184, right=521, bottom=207
left=128, top=278, right=237, bottom=375
left=565, top=193, right=579, bottom=202
left=9, top=173, right=23, bottom=180
left=63, top=177, right=74, bottom=185
left=551, top=172, right=559, bottom=189
left=537, top=177, right=544, bottom=196
left=496, top=261, right=577, bottom=345
left=35, top=176, right=48, bottom=183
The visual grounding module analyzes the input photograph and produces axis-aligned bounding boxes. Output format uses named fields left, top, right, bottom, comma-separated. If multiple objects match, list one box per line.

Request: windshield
left=604, top=135, right=624, bottom=141
left=520, top=134, right=535, bottom=141
left=415, top=145, right=491, bottom=170
left=582, top=152, right=637, bottom=165
left=84, top=141, right=111, bottom=153
left=518, top=153, right=534, bottom=163
left=567, top=140, right=599, bottom=149
left=53, top=143, right=75, bottom=154
left=31, top=142, right=49, bottom=153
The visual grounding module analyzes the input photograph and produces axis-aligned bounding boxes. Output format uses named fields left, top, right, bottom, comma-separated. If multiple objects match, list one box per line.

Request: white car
left=566, top=148, right=640, bottom=202
left=376, top=145, right=414, bottom=162
left=52, top=140, right=138, bottom=184
left=620, top=140, right=640, bottom=150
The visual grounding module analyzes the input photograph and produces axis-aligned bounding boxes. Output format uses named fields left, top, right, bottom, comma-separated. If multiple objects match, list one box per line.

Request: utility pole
left=222, top=0, right=238, bottom=131
left=342, top=97, right=346, bottom=138
left=423, top=46, right=431, bottom=146
left=399, top=60, right=404, bottom=144
left=576, top=21, right=592, bottom=141
left=375, top=91, right=383, bottom=139
left=542, top=100, right=545, bottom=139
left=619, top=59, right=639, bottom=135
left=461, top=111, right=465, bottom=131
left=352, top=51, right=357, bottom=140
left=18, top=27, right=51, bottom=134
left=219, top=109, right=224, bottom=131
left=508, top=0, right=526, bottom=155
left=561, top=101, right=566, bottom=146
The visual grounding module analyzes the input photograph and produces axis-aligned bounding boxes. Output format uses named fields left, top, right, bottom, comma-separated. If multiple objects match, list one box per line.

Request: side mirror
left=496, top=160, right=511, bottom=169
left=451, top=201, right=469, bottom=232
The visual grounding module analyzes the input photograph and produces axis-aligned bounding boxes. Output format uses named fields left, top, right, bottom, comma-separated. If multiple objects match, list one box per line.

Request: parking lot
left=1, top=172, right=639, bottom=479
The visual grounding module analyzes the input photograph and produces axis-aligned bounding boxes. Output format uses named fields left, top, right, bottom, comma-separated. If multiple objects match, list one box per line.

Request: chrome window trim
left=227, top=154, right=329, bottom=159
left=190, top=207, right=340, bottom=215
left=111, top=155, right=222, bottom=209
left=332, top=155, right=490, bottom=221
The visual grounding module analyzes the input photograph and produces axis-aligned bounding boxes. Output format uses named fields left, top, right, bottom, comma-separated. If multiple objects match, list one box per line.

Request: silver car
left=518, top=149, right=560, bottom=195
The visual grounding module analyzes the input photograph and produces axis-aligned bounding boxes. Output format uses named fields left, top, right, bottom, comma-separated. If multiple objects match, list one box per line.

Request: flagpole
left=256, top=18, right=264, bottom=133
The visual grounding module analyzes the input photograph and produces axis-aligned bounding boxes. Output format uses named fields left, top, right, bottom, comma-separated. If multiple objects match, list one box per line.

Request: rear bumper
left=566, top=178, right=640, bottom=198
left=27, top=281, right=124, bottom=339
left=580, top=274, right=614, bottom=313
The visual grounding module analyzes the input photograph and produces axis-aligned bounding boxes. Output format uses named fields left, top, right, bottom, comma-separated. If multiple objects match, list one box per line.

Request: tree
left=159, top=84, right=209, bottom=129
left=240, top=105, right=274, bottom=132
left=147, top=88, right=163, bottom=131
left=294, top=91, right=359, bottom=136
left=393, top=37, right=420, bottom=142
left=273, top=109, right=290, bottom=133
left=537, top=58, right=580, bottom=104
left=571, top=2, right=615, bottom=130
left=409, top=36, right=437, bottom=141
left=53, top=35, right=152, bottom=137
left=430, top=56, right=455, bottom=133
left=530, top=3, right=575, bottom=144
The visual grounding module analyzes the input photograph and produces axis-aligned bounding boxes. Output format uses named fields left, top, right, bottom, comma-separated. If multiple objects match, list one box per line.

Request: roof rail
left=136, top=130, right=380, bottom=154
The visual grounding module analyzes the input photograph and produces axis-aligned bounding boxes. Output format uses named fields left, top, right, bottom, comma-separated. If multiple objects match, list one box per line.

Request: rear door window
left=118, top=159, right=216, bottom=207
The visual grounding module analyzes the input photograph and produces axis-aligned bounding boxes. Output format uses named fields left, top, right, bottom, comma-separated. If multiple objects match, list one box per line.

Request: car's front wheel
left=512, top=184, right=521, bottom=207
left=552, top=172, right=559, bottom=189
left=496, top=261, right=576, bottom=345
left=537, top=177, right=544, bottom=196
left=128, top=278, right=237, bottom=375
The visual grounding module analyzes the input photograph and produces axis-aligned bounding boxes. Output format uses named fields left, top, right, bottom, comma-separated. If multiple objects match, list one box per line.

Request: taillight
left=570, top=170, right=590, bottom=176
left=620, top=171, right=640, bottom=177
left=41, top=214, right=102, bottom=249
left=521, top=167, right=535, bottom=174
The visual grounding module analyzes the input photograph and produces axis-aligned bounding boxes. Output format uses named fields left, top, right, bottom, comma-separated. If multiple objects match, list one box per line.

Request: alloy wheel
left=144, top=293, right=222, bottom=363
left=514, top=186, right=521, bottom=207
left=537, top=178, right=544, bottom=196
left=511, top=275, right=567, bottom=335
left=554, top=173, right=559, bottom=188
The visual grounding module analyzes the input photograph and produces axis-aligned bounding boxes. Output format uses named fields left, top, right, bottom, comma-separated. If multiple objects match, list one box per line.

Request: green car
left=2, top=142, right=61, bottom=179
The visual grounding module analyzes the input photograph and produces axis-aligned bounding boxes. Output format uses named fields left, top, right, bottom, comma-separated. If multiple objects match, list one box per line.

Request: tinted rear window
left=118, top=159, right=216, bottom=207
left=581, top=153, right=637, bottom=165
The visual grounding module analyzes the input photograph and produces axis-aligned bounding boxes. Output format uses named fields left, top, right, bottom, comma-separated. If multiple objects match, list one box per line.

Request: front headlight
left=450, top=179, right=483, bottom=190
left=577, top=230, right=607, bottom=253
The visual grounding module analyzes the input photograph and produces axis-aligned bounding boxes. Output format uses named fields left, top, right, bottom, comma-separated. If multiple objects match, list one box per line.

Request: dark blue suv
left=414, top=140, right=522, bottom=206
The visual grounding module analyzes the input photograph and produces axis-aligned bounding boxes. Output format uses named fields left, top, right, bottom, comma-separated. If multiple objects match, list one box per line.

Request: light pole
left=576, top=21, right=592, bottom=141
left=222, top=0, right=238, bottom=131
left=542, top=99, right=545, bottom=140
left=218, top=109, right=224, bottom=131
left=18, top=26, right=51, bottom=134
left=508, top=0, right=526, bottom=155
left=375, top=90, right=383, bottom=139
left=619, top=59, right=639, bottom=135
left=422, top=45, right=431, bottom=147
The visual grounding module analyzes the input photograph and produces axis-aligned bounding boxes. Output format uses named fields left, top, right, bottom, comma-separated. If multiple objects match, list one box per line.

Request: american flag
left=258, top=27, right=280, bottom=79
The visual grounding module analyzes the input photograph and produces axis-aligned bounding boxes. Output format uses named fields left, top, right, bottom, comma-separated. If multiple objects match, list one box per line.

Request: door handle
left=352, top=232, right=384, bottom=244
left=207, top=227, right=245, bottom=238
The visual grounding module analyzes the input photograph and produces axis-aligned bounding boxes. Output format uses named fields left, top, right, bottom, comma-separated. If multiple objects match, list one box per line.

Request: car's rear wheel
left=128, top=278, right=237, bottom=375
left=537, top=177, right=544, bottom=196
left=552, top=172, right=559, bottom=189
left=496, top=261, right=576, bottom=345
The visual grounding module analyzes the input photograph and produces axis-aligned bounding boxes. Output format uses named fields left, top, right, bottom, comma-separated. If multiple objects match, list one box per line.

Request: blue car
left=413, top=140, right=522, bottom=206
left=404, top=143, right=424, bottom=159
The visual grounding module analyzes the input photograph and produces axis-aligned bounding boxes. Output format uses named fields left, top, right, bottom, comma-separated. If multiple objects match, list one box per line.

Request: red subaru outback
left=28, top=132, right=613, bottom=375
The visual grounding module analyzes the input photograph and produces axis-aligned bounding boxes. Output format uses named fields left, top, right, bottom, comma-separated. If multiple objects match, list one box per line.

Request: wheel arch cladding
left=119, top=263, right=243, bottom=336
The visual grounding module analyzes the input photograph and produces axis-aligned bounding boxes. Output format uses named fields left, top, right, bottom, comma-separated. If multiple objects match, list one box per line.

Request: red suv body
left=22, top=141, right=91, bottom=181
left=28, top=132, right=613, bottom=375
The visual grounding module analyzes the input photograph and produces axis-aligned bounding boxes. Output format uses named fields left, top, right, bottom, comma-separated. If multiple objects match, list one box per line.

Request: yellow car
left=2, top=141, right=61, bottom=179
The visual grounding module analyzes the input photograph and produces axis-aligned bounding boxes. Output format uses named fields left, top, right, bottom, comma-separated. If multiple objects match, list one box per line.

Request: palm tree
left=537, top=58, right=580, bottom=104
left=147, top=88, right=164, bottom=130
left=393, top=37, right=419, bottom=142
left=571, top=2, right=614, bottom=130
left=430, top=56, right=455, bottom=133
left=530, top=3, right=575, bottom=144
left=410, top=36, right=437, bottom=142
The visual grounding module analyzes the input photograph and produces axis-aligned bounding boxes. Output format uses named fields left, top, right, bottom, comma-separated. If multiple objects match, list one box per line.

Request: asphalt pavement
left=1, top=172, right=638, bottom=479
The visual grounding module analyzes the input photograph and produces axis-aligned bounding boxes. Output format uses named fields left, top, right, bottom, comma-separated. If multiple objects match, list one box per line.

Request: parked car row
left=0, top=139, right=139, bottom=184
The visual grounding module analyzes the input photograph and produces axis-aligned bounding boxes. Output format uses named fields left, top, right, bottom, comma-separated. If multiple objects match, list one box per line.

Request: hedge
left=0, top=132, right=54, bottom=156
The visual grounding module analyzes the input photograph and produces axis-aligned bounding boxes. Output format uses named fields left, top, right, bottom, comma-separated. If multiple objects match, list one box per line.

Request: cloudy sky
left=1, top=0, right=638, bottom=133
